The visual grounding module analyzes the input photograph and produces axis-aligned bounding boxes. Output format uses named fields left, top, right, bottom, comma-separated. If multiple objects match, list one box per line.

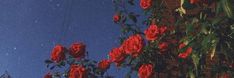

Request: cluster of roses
left=44, top=33, right=169, bottom=78
left=44, top=43, right=112, bottom=78
left=44, top=43, right=86, bottom=78
left=108, top=22, right=193, bottom=78
left=44, top=25, right=192, bottom=78
left=108, top=34, right=154, bottom=78
left=51, top=43, right=86, bottom=63
left=111, top=0, right=197, bottom=77
left=145, top=24, right=193, bottom=58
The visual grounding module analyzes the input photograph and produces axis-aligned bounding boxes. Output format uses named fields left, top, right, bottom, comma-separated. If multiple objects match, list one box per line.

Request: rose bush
left=44, top=0, right=234, bottom=78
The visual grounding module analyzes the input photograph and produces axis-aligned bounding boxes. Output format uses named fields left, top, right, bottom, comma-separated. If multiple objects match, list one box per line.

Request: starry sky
left=0, top=0, right=133, bottom=78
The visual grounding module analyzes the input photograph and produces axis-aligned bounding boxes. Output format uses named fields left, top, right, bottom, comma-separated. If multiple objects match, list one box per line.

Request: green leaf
left=128, top=0, right=134, bottom=5
left=175, top=0, right=186, bottom=17
left=186, top=23, right=194, bottom=35
left=222, top=0, right=233, bottom=18
left=192, top=18, right=199, bottom=24
left=50, top=65, right=55, bottom=70
left=183, top=0, right=196, bottom=9
left=128, top=13, right=137, bottom=23
left=178, top=58, right=184, bottom=63
left=191, top=53, right=199, bottom=71
left=189, top=70, right=195, bottom=78
left=46, top=64, right=50, bottom=68
left=201, top=35, right=210, bottom=49
left=201, top=33, right=216, bottom=51
left=210, top=47, right=216, bottom=60
left=212, top=18, right=222, bottom=25
left=216, top=1, right=222, bottom=15
left=122, top=17, right=127, bottom=23
left=201, top=23, right=209, bottom=34
left=45, top=59, right=53, bottom=64
left=60, top=61, right=66, bottom=66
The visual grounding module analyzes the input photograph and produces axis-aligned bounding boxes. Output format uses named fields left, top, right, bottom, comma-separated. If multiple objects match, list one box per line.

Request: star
left=40, top=43, right=45, bottom=47
left=34, top=19, right=39, bottom=23
left=56, top=4, right=61, bottom=7
left=13, top=47, right=17, bottom=50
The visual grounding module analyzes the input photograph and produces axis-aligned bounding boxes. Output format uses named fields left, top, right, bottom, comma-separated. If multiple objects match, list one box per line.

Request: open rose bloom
left=140, top=0, right=152, bottom=9
left=109, top=47, right=126, bottom=66
left=138, top=64, right=154, bottom=78
left=50, top=45, right=65, bottom=63
left=122, top=34, right=144, bottom=57
left=69, top=65, right=88, bottom=78
left=69, top=43, right=86, bottom=59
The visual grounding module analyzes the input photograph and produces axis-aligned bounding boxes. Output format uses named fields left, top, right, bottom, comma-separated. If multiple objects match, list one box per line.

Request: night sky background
left=0, top=0, right=141, bottom=77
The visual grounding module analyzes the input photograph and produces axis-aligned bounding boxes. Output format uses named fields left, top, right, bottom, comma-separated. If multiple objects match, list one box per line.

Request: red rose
left=51, top=45, right=65, bottom=63
left=159, top=26, right=167, bottom=35
left=122, top=34, right=144, bottom=57
left=140, top=0, right=152, bottom=9
left=69, top=65, right=88, bottom=78
left=178, top=48, right=192, bottom=59
left=185, top=47, right=192, bottom=54
left=138, top=64, right=154, bottom=78
left=113, top=14, right=120, bottom=23
left=109, top=47, right=126, bottom=66
left=144, top=24, right=159, bottom=41
left=69, top=42, right=86, bottom=59
left=98, top=59, right=111, bottom=70
left=158, top=42, right=168, bottom=53
left=190, top=0, right=199, bottom=4
left=178, top=43, right=193, bottom=59
left=179, top=43, right=193, bottom=54
left=179, top=43, right=186, bottom=49
left=178, top=53, right=188, bottom=59
left=44, top=73, right=52, bottom=78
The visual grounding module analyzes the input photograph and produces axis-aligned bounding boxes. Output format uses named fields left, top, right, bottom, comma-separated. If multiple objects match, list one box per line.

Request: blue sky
left=0, top=0, right=131, bottom=77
